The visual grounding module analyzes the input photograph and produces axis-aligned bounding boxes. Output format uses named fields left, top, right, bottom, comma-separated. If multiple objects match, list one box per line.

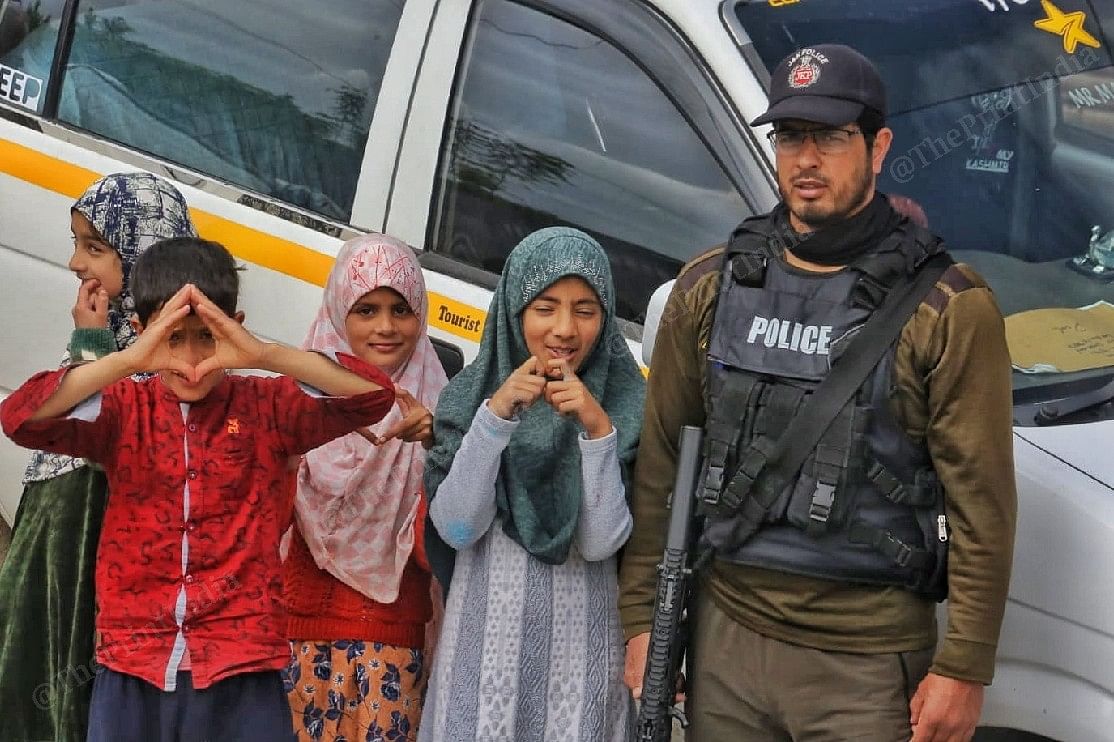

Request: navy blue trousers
left=86, top=668, right=295, bottom=742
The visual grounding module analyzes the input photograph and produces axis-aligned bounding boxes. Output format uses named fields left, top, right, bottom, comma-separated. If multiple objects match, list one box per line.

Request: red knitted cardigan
left=283, top=515, right=433, bottom=651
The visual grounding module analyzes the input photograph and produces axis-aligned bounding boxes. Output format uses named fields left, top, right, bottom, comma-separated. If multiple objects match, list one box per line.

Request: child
left=420, top=227, right=645, bottom=741
left=283, top=234, right=447, bottom=741
left=0, top=237, right=396, bottom=742
left=0, top=172, right=195, bottom=742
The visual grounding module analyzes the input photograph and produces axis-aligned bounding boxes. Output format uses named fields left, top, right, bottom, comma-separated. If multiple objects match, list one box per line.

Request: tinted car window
left=37, top=0, right=406, bottom=221
left=0, top=0, right=66, bottom=113
left=430, top=0, right=749, bottom=323
left=735, top=0, right=1114, bottom=393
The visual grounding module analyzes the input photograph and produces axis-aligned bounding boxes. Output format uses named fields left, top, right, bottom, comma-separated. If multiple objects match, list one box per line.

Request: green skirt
left=0, top=466, right=108, bottom=742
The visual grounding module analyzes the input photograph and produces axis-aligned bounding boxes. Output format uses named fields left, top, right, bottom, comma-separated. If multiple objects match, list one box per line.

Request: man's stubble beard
left=780, top=154, right=875, bottom=231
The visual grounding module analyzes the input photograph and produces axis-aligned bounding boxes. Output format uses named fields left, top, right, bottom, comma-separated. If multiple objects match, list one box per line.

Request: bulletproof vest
left=699, top=214, right=949, bottom=598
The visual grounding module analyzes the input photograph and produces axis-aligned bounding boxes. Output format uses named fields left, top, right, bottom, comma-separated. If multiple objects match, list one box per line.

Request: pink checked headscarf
left=294, top=234, right=448, bottom=603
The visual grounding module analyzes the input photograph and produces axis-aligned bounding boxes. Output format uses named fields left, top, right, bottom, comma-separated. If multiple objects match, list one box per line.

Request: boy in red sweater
left=1, top=237, right=395, bottom=742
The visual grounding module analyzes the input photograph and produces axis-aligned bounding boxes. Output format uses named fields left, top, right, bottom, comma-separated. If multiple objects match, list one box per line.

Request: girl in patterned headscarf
left=282, top=234, right=448, bottom=742
left=0, top=173, right=196, bottom=742
left=419, top=227, right=645, bottom=742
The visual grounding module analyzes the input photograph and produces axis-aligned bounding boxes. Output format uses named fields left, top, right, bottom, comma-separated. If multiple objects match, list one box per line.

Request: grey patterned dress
left=420, top=403, right=635, bottom=741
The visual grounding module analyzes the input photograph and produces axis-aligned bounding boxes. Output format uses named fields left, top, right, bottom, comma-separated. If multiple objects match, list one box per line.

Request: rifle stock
left=635, top=425, right=704, bottom=742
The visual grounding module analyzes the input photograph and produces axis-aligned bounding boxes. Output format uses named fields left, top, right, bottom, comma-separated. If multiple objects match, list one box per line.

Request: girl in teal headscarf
left=420, top=227, right=645, bottom=742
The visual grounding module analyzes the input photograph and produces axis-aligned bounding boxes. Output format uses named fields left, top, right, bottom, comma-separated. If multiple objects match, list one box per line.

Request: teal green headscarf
left=425, top=227, right=645, bottom=581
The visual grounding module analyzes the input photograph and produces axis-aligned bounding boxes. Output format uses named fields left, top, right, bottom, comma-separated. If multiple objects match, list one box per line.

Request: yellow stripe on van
left=1, top=139, right=99, bottom=199
left=0, top=137, right=484, bottom=343
left=187, top=210, right=335, bottom=287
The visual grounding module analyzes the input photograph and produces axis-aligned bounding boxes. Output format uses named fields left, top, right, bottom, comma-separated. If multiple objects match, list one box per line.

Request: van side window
left=429, top=0, right=748, bottom=323
left=51, top=0, right=406, bottom=222
left=0, top=0, right=66, bottom=113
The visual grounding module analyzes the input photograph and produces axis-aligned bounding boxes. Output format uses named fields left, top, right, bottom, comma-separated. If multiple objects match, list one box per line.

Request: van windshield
left=734, top=0, right=1114, bottom=396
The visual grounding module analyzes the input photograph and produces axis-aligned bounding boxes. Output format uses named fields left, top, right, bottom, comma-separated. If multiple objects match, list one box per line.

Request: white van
left=0, top=1, right=1111, bottom=738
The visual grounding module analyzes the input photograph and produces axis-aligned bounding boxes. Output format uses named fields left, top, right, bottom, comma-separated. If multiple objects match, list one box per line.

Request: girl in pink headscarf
left=282, top=234, right=448, bottom=742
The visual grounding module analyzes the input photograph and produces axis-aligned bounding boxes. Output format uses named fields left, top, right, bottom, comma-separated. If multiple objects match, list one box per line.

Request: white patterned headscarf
left=294, top=234, right=448, bottom=602
left=23, top=172, right=196, bottom=484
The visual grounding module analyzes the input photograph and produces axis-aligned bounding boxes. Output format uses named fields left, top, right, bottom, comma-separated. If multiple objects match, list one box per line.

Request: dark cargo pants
left=687, top=593, right=934, bottom=742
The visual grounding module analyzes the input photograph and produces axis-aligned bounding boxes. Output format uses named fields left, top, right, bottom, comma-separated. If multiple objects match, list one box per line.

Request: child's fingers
left=555, top=399, right=579, bottom=417
left=163, top=283, right=194, bottom=313
left=378, top=407, right=423, bottom=442
left=376, top=419, right=408, bottom=443
left=395, top=388, right=415, bottom=415
left=544, top=380, right=571, bottom=394
left=381, top=406, right=431, bottom=442
left=189, top=284, right=216, bottom=306
left=91, top=288, right=109, bottom=316
left=545, top=358, right=576, bottom=381
left=549, top=387, right=578, bottom=404
left=192, top=297, right=229, bottom=328
left=355, top=427, right=382, bottom=445
left=518, top=380, right=547, bottom=404
left=516, top=356, right=540, bottom=376
left=192, top=356, right=224, bottom=380
left=396, top=418, right=430, bottom=443
left=550, top=391, right=583, bottom=414
left=163, top=359, right=199, bottom=382
left=76, top=278, right=98, bottom=304
left=524, top=374, right=548, bottom=392
left=190, top=288, right=238, bottom=331
left=150, top=303, right=192, bottom=334
left=403, top=422, right=433, bottom=444
left=195, top=302, right=247, bottom=348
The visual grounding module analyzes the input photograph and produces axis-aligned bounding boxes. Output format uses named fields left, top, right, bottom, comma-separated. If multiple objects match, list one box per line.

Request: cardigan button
left=188, top=423, right=198, bottom=433
left=187, top=470, right=198, bottom=480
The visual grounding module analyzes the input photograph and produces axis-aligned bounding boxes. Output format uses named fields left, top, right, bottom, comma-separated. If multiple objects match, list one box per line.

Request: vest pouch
left=784, top=465, right=858, bottom=534
left=715, top=436, right=778, bottom=517
left=778, top=469, right=816, bottom=529
left=785, top=412, right=856, bottom=535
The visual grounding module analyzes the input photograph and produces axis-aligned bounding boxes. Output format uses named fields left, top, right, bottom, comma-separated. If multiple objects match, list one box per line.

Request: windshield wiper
left=1015, top=376, right=1114, bottom=426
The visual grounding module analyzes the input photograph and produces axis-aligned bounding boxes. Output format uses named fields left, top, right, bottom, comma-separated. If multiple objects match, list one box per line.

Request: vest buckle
left=806, top=483, right=836, bottom=535
left=700, top=464, right=725, bottom=506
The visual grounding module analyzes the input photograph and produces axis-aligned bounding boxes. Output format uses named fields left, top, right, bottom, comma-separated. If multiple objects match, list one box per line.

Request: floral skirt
left=284, top=640, right=425, bottom=742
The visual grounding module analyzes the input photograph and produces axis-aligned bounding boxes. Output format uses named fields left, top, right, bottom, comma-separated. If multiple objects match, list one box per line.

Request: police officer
left=619, top=44, right=1016, bottom=742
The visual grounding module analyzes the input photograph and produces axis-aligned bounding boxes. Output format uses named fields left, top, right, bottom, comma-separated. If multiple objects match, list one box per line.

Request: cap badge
left=790, top=55, right=821, bottom=88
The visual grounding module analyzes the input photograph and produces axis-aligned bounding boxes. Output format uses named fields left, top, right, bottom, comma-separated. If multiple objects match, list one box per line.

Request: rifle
left=635, top=425, right=704, bottom=742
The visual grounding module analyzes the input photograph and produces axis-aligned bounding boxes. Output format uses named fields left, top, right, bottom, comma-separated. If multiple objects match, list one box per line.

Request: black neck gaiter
left=777, top=193, right=902, bottom=266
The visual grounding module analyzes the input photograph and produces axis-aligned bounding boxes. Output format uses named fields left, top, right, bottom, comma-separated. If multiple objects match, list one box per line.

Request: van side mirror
left=642, top=279, right=675, bottom=367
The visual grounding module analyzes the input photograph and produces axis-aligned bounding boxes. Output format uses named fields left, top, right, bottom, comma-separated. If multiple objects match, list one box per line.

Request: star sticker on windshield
left=1033, top=0, right=1101, bottom=54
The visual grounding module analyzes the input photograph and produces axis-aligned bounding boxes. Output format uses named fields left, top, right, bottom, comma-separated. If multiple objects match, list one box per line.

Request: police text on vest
left=746, top=316, right=832, bottom=355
